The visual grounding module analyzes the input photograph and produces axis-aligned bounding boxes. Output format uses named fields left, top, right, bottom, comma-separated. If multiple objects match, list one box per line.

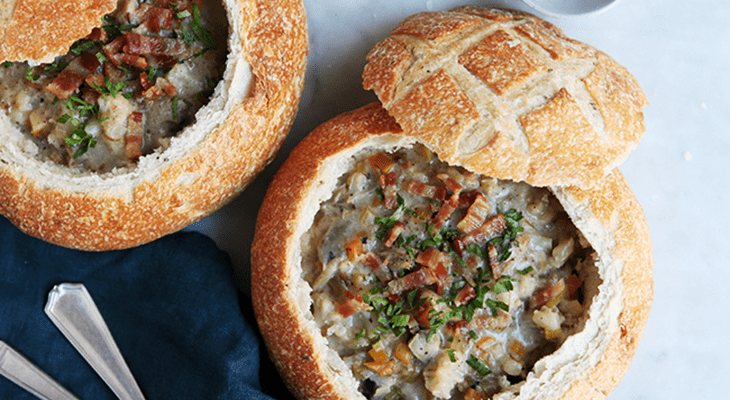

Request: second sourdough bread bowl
left=252, top=6, right=652, bottom=400
left=251, top=103, right=653, bottom=400
left=0, top=0, right=307, bottom=250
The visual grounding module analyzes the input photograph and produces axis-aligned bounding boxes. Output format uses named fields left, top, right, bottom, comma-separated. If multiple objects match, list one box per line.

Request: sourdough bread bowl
left=0, top=0, right=307, bottom=250
left=252, top=6, right=652, bottom=400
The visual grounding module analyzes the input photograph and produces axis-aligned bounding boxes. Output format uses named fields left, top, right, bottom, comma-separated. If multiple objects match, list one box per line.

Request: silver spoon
left=0, top=340, right=79, bottom=400
left=45, top=283, right=146, bottom=400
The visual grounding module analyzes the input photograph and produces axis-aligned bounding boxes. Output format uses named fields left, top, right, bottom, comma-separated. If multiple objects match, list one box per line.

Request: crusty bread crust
left=0, top=0, right=117, bottom=64
left=251, top=102, right=652, bottom=400
left=0, top=0, right=308, bottom=250
left=363, top=6, right=647, bottom=189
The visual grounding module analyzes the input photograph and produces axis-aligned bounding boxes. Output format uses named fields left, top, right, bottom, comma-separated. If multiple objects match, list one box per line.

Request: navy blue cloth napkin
left=0, top=215, right=277, bottom=400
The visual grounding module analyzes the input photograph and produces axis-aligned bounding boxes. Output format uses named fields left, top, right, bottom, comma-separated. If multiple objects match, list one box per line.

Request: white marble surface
left=186, top=0, right=730, bottom=399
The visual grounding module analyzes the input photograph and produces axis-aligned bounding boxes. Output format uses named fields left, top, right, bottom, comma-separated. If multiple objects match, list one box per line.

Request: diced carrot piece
left=394, top=341, right=412, bottom=365
left=345, top=238, right=363, bottom=261
left=368, top=153, right=395, bottom=173
left=368, top=343, right=389, bottom=363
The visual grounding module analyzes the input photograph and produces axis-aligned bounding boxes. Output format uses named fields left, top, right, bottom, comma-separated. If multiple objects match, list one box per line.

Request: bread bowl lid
left=0, top=0, right=117, bottom=64
left=363, top=6, right=647, bottom=189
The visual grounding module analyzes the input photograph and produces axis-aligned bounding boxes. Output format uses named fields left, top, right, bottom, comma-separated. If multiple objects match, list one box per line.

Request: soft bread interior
left=0, top=0, right=252, bottom=201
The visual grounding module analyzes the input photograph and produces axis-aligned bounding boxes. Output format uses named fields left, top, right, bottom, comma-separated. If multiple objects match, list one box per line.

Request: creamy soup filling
left=301, top=144, right=600, bottom=400
left=0, top=0, right=227, bottom=173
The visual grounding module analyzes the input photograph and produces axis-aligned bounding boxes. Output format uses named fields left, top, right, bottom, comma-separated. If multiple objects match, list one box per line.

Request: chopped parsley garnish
left=24, top=68, right=40, bottom=81
left=190, top=3, right=216, bottom=50
left=493, top=275, right=517, bottom=295
left=43, top=61, right=69, bottom=73
left=362, top=290, right=413, bottom=339
left=488, top=208, right=525, bottom=262
left=70, top=40, right=96, bottom=55
left=517, top=266, right=534, bottom=275
left=172, top=96, right=180, bottom=119
left=65, top=129, right=97, bottom=159
left=465, top=243, right=488, bottom=259
left=467, top=354, right=493, bottom=377
left=55, top=97, right=101, bottom=158
left=374, top=194, right=417, bottom=240
left=90, top=75, right=127, bottom=100
left=176, top=10, right=192, bottom=19
left=484, top=299, right=510, bottom=316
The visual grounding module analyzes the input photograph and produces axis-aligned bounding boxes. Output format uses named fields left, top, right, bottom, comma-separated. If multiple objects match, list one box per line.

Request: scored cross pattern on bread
left=363, top=7, right=648, bottom=188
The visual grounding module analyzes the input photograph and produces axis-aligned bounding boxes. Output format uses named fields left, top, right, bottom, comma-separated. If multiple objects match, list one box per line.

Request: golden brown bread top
left=363, top=6, right=648, bottom=188
left=251, top=102, right=653, bottom=400
left=0, top=0, right=308, bottom=250
left=0, top=0, right=117, bottom=64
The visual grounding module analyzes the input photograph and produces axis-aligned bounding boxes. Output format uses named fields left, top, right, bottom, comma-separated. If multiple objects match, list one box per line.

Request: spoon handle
left=0, top=341, right=79, bottom=400
left=45, top=283, right=145, bottom=400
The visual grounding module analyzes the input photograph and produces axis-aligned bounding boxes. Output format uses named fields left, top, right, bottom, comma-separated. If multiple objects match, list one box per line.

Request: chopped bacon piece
left=487, top=244, right=503, bottom=277
left=84, top=27, right=107, bottom=42
left=84, top=74, right=105, bottom=91
left=125, top=112, right=144, bottom=160
left=104, top=63, right=127, bottom=84
left=457, top=190, right=480, bottom=207
left=470, top=312, right=511, bottom=331
left=404, top=180, right=447, bottom=203
left=454, top=214, right=507, bottom=255
left=436, top=173, right=462, bottom=195
left=124, top=32, right=192, bottom=59
left=145, top=54, right=178, bottom=69
left=387, top=268, right=438, bottom=295
left=45, top=52, right=101, bottom=100
left=155, top=77, right=177, bottom=96
left=415, top=299, right=432, bottom=326
left=455, top=285, right=476, bottom=306
left=379, top=171, right=398, bottom=208
left=532, top=279, right=566, bottom=308
left=336, top=290, right=371, bottom=318
left=119, top=53, right=148, bottom=69
left=103, top=36, right=128, bottom=66
left=136, top=5, right=174, bottom=33
left=430, top=195, right=458, bottom=232
left=415, top=248, right=447, bottom=272
left=139, top=72, right=152, bottom=90
left=457, top=193, right=491, bottom=234
left=80, top=86, right=101, bottom=104
left=414, top=248, right=449, bottom=294
left=362, top=252, right=391, bottom=283
left=383, top=221, right=405, bottom=248
left=142, top=76, right=177, bottom=99
left=142, top=85, right=165, bottom=101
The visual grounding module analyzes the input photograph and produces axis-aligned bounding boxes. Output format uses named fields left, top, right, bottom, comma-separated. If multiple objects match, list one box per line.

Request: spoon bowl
left=520, top=0, right=621, bottom=18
